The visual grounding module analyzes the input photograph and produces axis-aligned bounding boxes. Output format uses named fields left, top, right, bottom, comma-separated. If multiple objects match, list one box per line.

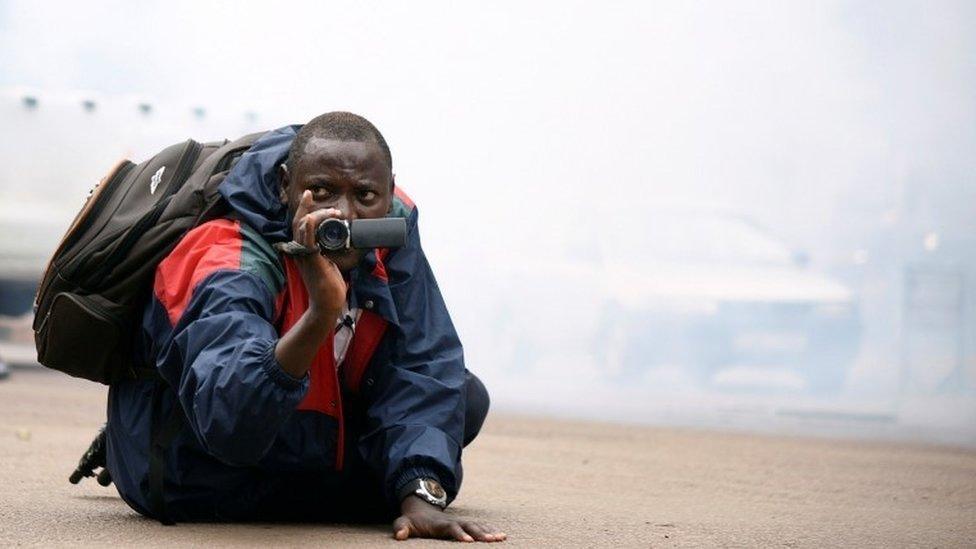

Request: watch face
left=422, top=479, right=446, bottom=500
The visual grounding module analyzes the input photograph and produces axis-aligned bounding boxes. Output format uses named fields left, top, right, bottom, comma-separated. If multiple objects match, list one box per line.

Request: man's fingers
left=462, top=522, right=493, bottom=542
left=292, top=190, right=345, bottom=250
left=480, top=522, right=507, bottom=541
left=292, top=189, right=310, bottom=221
left=393, top=512, right=505, bottom=543
left=293, top=190, right=314, bottom=241
left=468, top=522, right=507, bottom=542
left=302, top=213, right=317, bottom=249
left=392, top=517, right=412, bottom=541
left=292, top=190, right=309, bottom=244
left=300, top=188, right=314, bottom=214
left=448, top=522, right=474, bottom=542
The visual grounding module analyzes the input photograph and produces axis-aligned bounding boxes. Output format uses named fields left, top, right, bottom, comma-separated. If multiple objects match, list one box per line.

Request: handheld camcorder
left=315, top=217, right=407, bottom=252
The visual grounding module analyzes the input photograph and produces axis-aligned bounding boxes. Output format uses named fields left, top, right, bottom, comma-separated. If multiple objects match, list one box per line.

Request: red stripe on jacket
left=154, top=219, right=243, bottom=327
left=342, top=311, right=388, bottom=394
left=277, top=255, right=390, bottom=470
left=372, top=248, right=389, bottom=282
left=156, top=218, right=391, bottom=472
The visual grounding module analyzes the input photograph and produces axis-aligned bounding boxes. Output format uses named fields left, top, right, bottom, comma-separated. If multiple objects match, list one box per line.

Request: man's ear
left=278, top=164, right=290, bottom=206
left=388, top=172, right=396, bottom=213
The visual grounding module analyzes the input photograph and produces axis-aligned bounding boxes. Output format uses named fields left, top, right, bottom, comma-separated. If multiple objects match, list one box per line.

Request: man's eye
left=311, top=186, right=332, bottom=199
left=360, top=190, right=377, bottom=201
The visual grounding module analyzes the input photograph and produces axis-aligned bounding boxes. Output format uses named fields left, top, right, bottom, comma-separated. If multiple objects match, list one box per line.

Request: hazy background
left=1, top=1, right=974, bottom=445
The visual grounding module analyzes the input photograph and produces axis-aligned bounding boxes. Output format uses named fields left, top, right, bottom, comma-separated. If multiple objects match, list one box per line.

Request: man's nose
left=335, top=196, right=360, bottom=221
left=334, top=195, right=354, bottom=220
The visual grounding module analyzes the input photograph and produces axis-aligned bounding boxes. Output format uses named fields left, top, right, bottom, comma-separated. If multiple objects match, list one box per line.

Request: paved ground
left=1, top=367, right=975, bottom=547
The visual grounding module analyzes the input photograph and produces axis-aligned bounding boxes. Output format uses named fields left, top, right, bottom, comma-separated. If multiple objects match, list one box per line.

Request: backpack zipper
left=57, top=162, right=136, bottom=267
left=34, top=161, right=134, bottom=315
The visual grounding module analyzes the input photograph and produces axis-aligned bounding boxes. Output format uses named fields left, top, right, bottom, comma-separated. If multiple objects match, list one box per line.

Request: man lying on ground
left=106, top=112, right=505, bottom=542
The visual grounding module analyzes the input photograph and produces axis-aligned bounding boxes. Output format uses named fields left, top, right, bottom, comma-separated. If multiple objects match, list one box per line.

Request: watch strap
left=397, top=478, right=447, bottom=509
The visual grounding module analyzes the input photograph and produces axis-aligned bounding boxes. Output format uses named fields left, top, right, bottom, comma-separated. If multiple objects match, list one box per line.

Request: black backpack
left=33, top=132, right=264, bottom=384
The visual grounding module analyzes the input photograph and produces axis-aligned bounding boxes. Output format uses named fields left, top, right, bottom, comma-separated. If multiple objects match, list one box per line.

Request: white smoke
left=1, top=0, right=973, bottom=445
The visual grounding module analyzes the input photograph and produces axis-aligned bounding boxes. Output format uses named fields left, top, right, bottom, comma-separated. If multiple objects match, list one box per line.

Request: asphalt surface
left=1, top=367, right=975, bottom=547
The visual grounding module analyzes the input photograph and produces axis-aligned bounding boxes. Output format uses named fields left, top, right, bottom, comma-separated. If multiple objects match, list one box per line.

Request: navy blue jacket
left=106, top=126, right=466, bottom=521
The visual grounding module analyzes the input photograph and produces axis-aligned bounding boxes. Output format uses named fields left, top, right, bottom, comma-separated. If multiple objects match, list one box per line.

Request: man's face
left=279, top=137, right=394, bottom=273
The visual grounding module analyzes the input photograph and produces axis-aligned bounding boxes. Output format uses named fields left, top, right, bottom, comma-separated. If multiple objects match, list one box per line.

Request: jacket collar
left=219, top=125, right=300, bottom=244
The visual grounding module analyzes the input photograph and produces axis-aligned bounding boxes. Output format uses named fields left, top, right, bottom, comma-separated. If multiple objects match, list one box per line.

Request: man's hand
left=273, top=190, right=348, bottom=379
left=393, top=496, right=506, bottom=542
left=291, top=190, right=347, bottom=317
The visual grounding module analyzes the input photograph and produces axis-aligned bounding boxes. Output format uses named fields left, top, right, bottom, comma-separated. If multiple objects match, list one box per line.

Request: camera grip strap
left=273, top=241, right=316, bottom=256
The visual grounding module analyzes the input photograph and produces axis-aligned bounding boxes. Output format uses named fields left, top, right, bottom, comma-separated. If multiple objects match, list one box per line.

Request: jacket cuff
left=391, top=466, right=443, bottom=505
left=259, top=341, right=308, bottom=390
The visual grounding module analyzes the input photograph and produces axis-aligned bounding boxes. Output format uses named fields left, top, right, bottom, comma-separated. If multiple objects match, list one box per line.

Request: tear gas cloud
left=1, top=0, right=973, bottom=445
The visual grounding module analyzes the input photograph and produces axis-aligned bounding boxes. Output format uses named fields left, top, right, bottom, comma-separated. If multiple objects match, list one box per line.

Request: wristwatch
left=398, top=478, right=448, bottom=509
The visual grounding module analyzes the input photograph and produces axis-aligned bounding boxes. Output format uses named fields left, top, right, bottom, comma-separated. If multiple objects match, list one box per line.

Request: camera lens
left=323, top=223, right=342, bottom=241
left=316, top=219, right=349, bottom=251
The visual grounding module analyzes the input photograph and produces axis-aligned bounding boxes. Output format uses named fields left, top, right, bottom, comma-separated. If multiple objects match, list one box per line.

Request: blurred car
left=591, top=209, right=860, bottom=393
left=458, top=207, right=860, bottom=395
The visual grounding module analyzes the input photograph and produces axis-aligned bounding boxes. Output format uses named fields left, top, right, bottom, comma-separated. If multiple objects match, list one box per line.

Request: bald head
left=285, top=111, right=392, bottom=174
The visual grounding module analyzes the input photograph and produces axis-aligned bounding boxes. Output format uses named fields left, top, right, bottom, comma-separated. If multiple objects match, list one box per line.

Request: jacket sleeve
left=357, top=207, right=467, bottom=506
left=145, top=223, right=308, bottom=466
